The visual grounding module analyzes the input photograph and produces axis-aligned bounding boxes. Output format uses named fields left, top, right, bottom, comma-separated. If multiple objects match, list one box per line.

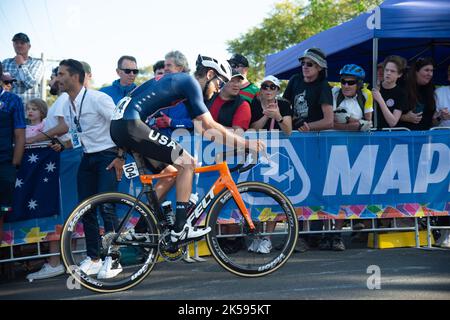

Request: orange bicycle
left=60, top=150, right=298, bottom=293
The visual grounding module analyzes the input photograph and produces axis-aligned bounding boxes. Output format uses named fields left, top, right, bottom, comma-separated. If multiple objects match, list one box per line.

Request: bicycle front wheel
left=206, top=182, right=298, bottom=277
left=60, top=192, right=160, bottom=293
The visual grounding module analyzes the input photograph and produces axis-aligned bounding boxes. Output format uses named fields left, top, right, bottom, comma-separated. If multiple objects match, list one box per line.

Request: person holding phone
left=398, top=57, right=436, bottom=130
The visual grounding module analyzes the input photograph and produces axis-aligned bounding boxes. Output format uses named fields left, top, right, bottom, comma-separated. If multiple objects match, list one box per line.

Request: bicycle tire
left=206, top=182, right=298, bottom=277
left=60, top=192, right=160, bottom=293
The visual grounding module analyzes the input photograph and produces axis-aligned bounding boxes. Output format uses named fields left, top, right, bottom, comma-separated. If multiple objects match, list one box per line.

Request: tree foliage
left=227, top=0, right=383, bottom=83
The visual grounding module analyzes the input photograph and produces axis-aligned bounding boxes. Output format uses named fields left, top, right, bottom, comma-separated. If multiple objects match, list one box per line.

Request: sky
left=0, top=0, right=280, bottom=87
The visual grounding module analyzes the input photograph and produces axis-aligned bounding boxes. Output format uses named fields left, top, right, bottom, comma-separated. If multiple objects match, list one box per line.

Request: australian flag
left=7, top=146, right=61, bottom=222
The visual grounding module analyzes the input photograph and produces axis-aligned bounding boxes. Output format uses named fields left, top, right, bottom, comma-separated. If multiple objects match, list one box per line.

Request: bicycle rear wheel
left=206, top=182, right=298, bottom=277
left=60, top=192, right=160, bottom=293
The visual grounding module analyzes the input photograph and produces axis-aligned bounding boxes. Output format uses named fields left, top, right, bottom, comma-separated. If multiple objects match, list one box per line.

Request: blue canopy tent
left=265, top=0, right=450, bottom=85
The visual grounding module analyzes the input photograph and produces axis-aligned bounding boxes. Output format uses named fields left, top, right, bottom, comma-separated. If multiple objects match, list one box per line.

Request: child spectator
left=25, top=98, right=47, bottom=139
left=372, top=55, right=408, bottom=129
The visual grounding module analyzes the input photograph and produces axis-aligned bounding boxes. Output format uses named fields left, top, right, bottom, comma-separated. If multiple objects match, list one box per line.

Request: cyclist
left=110, top=54, right=264, bottom=243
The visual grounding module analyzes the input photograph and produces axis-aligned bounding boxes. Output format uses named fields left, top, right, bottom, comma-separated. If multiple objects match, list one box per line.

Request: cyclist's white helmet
left=196, top=54, right=232, bottom=82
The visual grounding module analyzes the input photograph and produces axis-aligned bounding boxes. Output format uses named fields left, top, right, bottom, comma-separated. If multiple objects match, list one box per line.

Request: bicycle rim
left=206, top=182, right=298, bottom=277
left=60, top=192, right=160, bottom=293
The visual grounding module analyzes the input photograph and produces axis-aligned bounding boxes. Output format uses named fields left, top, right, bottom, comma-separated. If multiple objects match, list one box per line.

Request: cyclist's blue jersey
left=121, top=73, right=209, bottom=121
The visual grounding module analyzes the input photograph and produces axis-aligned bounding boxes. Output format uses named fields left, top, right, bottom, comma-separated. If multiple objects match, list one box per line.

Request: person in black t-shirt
left=250, top=75, right=292, bottom=135
left=372, top=55, right=408, bottom=129
left=283, top=48, right=333, bottom=132
left=398, top=57, right=437, bottom=130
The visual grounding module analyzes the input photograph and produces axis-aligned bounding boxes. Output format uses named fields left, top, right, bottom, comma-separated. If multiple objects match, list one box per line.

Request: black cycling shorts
left=110, top=119, right=184, bottom=173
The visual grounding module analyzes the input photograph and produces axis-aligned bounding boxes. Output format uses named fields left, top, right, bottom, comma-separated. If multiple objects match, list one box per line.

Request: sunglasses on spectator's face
left=3, top=81, right=14, bottom=85
left=261, top=83, right=278, bottom=91
left=301, top=61, right=315, bottom=68
left=341, top=79, right=357, bottom=86
left=120, top=68, right=139, bottom=75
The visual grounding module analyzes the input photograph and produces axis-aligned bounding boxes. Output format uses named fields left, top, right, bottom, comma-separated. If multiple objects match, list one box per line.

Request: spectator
left=332, top=64, right=373, bottom=132
left=283, top=47, right=334, bottom=133
left=434, top=64, right=450, bottom=128
left=433, top=63, right=450, bottom=248
left=2, top=33, right=44, bottom=106
left=164, top=51, right=190, bottom=74
left=25, top=67, right=70, bottom=146
left=283, top=47, right=333, bottom=252
left=152, top=52, right=193, bottom=137
left=25, top=68, right=69, bottom=281
left=153, top=60, right=165, bottom=77
left=25, top=99, right=47, bottom=139
left=57, top=59, right=124, bottom=279
left=399, top=57, right=436, bottom=130
left=1, top=72, right=16, bottom=92
left=100, top=56, right=138, bottom=104
left=372, top=55, right=408, bottom=129
left=250, top=75, right=292, bottom=135
left=228, top=54, right=260, bottom=103
left=208, top=70, right=251, bottom=130
left=81, top=61, right=93, bottom=89
left=0, top=61, right=26, bottom=245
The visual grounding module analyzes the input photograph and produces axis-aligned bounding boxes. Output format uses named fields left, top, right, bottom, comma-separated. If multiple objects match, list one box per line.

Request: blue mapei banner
left=7, top=146, right=61, bottom=223
left=192, top=130, right=449, bottom=209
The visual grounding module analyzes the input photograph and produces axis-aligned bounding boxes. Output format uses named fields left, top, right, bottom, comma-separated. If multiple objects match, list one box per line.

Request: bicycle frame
left=139, top=161, right=256, bottom=231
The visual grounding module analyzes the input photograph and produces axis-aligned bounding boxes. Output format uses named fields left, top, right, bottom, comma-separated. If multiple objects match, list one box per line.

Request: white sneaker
left=248, top=239, right=262, bottom=252
left=170, top=224, right=211, bottom=242
left=97, top=256, right=123, bottom=279
left=257, top=238, right=273, bottom=254
left=79, top=257, right=103, bottom=275
left=26, top=263, right=65, bottom=281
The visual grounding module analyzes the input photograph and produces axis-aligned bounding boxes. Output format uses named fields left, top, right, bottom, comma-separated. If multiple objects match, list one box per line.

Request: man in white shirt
left=57, top=59, right=124, bottom=279
left=435, top=64, right=450, bottom=128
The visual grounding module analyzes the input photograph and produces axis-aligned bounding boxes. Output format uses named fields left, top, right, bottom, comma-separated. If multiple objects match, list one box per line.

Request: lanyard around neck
left=70, top=88, right=87, bottom=122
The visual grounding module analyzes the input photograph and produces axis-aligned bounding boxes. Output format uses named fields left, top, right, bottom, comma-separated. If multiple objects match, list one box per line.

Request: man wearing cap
left=283, top=47, right=333, bottom=132
left=282, top=47, right=333, bottom=253
left=2, top=33, right=44, bottom=106
left=0, top=61, right=26, bottom=244
left=207, top=70, right=251, bottom=130
left=228, top=54, right=260, bottom=104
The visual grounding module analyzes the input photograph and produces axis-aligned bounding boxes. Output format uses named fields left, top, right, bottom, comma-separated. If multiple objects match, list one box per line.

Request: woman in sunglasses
left=1, top=73, right=16, bottom=92
left=250, top=75, right=292, bottom=135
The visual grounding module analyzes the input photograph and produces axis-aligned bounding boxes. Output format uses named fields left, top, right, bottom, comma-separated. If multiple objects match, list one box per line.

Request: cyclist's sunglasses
left=341, top=79, right=357, bottom=86
left=230, top=62, right=246, bottom=69
left=120, top=68, right=139, bottom=75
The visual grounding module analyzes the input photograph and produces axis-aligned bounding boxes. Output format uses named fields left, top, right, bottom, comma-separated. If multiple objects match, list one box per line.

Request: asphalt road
left=1, top=246, right=449, bottom=301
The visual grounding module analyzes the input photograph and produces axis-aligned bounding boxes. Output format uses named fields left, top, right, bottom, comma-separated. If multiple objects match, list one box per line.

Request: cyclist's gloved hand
left=155, top=112, right=171, bottom=128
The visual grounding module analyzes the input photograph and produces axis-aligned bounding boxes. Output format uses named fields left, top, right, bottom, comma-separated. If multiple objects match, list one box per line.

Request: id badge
left=70, top=128, right=82, bottom=149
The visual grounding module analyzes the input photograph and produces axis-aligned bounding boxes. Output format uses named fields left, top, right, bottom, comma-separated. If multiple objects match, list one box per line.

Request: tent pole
left=372, top=37, right=379, bottom=129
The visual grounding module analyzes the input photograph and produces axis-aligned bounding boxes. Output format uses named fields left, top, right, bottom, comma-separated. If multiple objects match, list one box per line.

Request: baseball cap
left=228, top=54, right=249, bottom=68
left=1, top=72, right=16, bottom=82
left=261, top=75, right=281, bottom=88
left=299, top=47, right=327, bottom=69
left=230, top=70, right=245, bottom=80
left=12, top=33, right=30, bottom=43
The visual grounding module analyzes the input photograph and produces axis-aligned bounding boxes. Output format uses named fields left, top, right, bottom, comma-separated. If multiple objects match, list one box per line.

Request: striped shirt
left=239, top=82, right=260, bottom=103
left=2, top=56, right=44, bottom=106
